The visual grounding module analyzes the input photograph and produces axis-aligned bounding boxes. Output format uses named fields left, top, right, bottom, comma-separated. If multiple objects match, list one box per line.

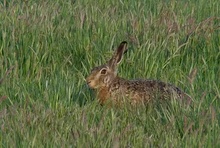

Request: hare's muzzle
left=86, top=80, right=95, bottom=88
left=86, top=77, right=99, bottom=89
left=86, top=80, right=91, bottom=85
left=86, top=78, right=91, bottom=84
left=86, top=77, right=94, bottom=88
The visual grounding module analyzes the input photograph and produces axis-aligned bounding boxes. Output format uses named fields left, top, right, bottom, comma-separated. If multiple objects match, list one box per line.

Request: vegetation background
left=0, top=0, right=219, bottom=147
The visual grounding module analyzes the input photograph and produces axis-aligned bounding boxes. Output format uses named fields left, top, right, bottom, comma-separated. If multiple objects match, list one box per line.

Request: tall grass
left=0, top=0, right=220, bottom=147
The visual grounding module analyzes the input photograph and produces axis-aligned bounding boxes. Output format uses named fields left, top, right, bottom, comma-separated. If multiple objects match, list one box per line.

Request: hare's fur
left=86, top=41, right=191, bottom=105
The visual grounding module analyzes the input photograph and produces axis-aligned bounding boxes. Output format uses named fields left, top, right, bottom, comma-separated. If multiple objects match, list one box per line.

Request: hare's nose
left=86, top=79, right=91, bottom=84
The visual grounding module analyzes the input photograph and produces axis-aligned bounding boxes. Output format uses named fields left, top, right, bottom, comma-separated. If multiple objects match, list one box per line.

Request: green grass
left=0, top=0, right=220, bottom=147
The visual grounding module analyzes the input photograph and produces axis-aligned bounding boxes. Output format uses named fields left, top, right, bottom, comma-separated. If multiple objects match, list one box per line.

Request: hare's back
left=123, top=79, right=186, bottom=99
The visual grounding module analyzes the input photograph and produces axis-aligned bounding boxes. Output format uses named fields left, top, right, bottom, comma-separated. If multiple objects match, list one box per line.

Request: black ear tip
left=121, top=41, right=128, bottom=44
left=119, top=41, right=128, bottom=54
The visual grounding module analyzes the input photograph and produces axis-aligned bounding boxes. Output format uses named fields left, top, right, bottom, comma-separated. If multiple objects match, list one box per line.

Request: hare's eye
left=100, top=68, right=107, bottom=75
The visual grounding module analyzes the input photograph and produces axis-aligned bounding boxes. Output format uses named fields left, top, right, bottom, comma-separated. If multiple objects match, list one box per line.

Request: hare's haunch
left=86, top=41, right=191, bottom=105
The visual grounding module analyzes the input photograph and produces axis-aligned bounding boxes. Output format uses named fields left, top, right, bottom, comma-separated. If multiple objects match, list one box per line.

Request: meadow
left=0, top=0, right=220, bottom=147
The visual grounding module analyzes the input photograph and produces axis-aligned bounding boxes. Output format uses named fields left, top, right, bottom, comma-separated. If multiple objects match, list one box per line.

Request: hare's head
left=86, top=41, right=128, bottom=89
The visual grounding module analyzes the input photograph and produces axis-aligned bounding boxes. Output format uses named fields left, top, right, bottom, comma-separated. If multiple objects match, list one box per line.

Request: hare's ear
left=108, top=41, right=128, bottom=69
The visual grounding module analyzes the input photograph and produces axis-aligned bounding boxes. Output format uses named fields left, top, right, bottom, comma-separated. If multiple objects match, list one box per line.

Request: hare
left=86, top=41, right=191, bottom=106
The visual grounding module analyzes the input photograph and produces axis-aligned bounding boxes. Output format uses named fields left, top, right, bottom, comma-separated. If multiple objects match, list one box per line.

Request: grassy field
left=0, top=0, right=220, bottom=147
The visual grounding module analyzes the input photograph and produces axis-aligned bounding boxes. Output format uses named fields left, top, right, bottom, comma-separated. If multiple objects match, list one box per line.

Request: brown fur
left=86, top=41, right=191, bottom=106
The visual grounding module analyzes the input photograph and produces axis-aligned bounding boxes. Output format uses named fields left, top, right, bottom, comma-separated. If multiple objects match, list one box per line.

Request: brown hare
left=86, top=41, right=191, bottom=106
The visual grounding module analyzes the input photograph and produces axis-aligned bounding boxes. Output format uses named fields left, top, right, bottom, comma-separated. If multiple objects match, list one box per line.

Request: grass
left=0, top=0, right=220, bottom=147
